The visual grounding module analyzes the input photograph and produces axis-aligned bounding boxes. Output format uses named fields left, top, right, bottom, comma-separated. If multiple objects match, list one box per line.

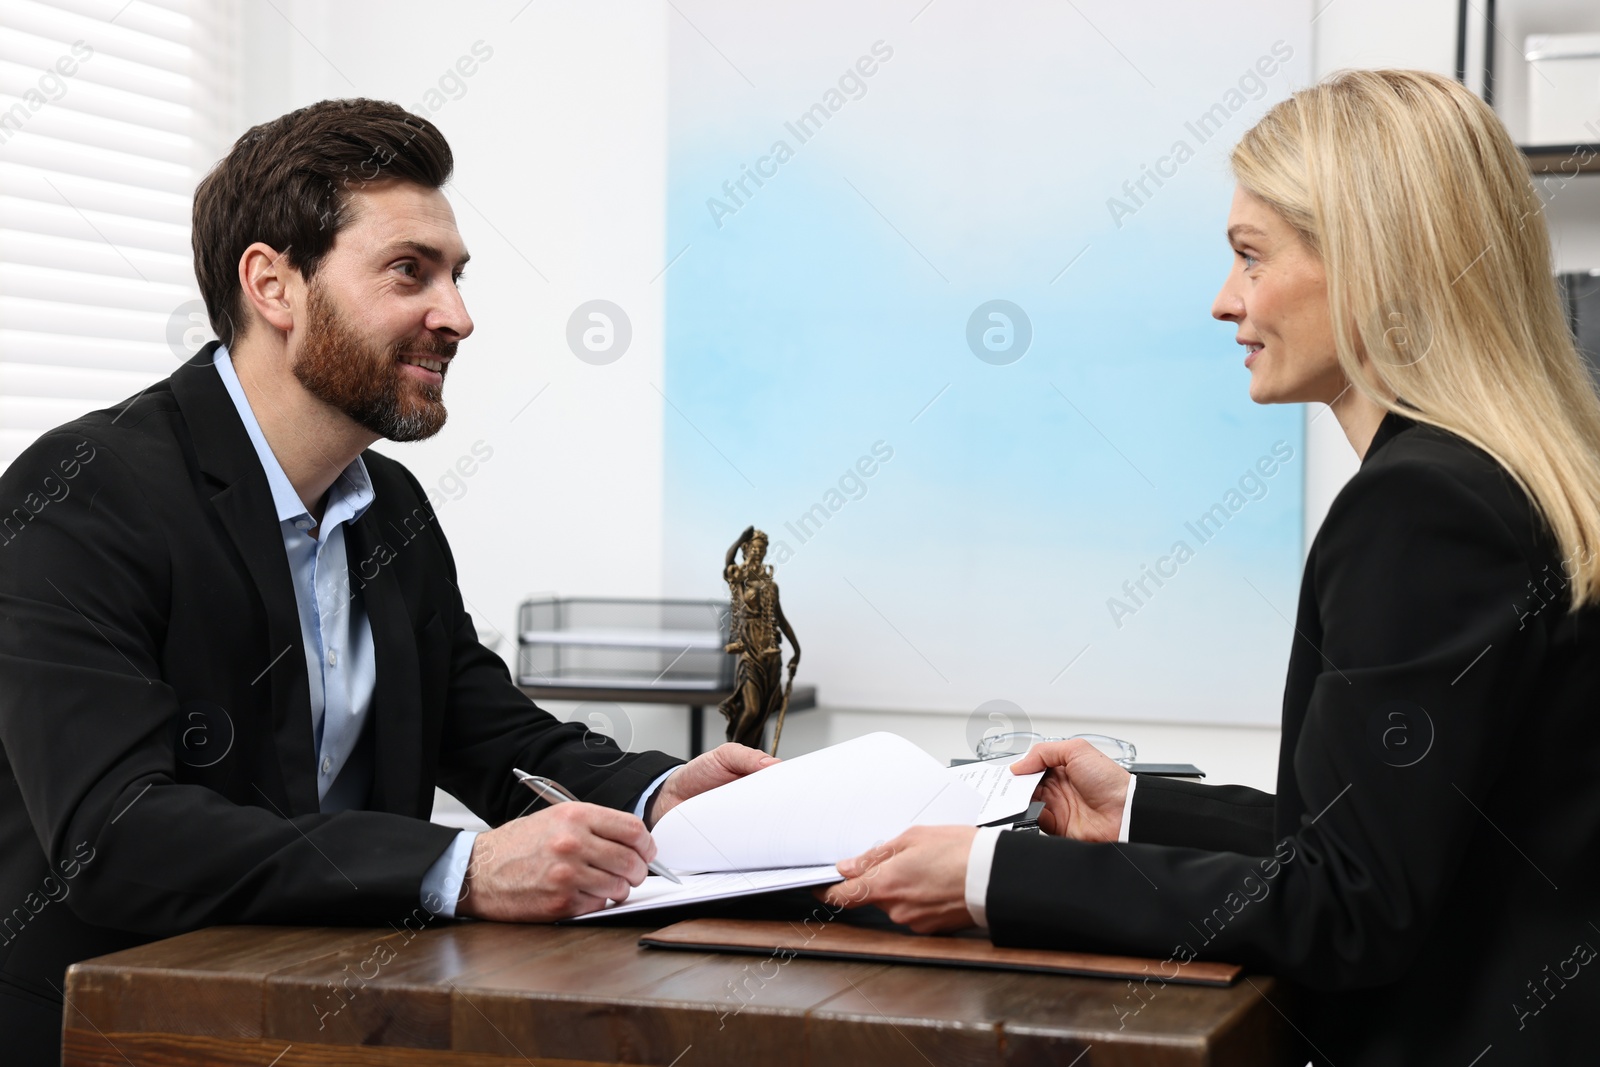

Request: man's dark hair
left=192, top=98, right=453, bottom=347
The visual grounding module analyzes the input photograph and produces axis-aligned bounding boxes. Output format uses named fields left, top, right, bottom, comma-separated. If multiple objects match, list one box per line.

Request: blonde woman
left=824, top=70, right=1600, bottom=1064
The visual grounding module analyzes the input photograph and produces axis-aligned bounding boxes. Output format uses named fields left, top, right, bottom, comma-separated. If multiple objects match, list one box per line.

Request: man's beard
left=292, top=283, right=454, bottom=442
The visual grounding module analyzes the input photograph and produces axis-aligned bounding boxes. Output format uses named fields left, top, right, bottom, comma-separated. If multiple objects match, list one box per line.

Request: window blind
left=0, top=0, right=235, bottom=473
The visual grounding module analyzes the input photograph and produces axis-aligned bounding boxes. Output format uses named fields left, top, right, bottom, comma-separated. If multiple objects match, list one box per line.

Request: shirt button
left=321, top=756, right=332, bottom=775
left=327, top=649, right=338, bottom=667
left=295, top=519, right=311, bottom=530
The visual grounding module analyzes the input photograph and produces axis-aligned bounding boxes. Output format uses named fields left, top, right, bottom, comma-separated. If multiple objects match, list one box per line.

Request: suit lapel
left=345, top=510, right=425, bottom=817
left=171, top=345, right=320, bottom=815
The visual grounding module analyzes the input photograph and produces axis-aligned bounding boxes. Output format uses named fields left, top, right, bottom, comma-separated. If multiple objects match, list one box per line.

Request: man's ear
left=237, top=242, right=299, bottom=335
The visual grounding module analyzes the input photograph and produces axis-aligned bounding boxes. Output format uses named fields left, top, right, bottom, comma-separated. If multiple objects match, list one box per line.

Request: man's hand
left=817, top=825, right=977, bottom=934
left=1010, top=739, right=1131, bottom=842
left=454, top=803, right=654, bottom=922
left=645, top=742, right=778, bottom=828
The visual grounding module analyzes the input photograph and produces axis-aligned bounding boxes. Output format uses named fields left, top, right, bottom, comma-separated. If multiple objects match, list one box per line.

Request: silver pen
left=512, top=768, right=682, bottom=884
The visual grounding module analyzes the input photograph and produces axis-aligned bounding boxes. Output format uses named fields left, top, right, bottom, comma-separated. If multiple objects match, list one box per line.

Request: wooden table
left=517, top=684, right=818, bottom=757
left=62, top=920, right=1301, bottom=1066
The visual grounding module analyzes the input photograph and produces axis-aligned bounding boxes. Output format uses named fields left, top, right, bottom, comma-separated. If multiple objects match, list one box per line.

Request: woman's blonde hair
left=1232, top=68, right=1600, bottom=610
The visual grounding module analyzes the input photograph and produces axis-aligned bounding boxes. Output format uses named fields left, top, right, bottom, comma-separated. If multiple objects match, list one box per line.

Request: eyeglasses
left=974, top=731, right=1138, bottom=768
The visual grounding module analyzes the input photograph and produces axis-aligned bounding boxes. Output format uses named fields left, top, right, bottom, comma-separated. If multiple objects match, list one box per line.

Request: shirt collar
left=212, top=345, right=374, bottom=530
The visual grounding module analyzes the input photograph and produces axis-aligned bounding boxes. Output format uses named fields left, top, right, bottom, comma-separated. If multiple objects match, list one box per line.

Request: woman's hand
left=817, top=825, right=977, bottom=934
left=1011, top=739, right=1131, bottom=842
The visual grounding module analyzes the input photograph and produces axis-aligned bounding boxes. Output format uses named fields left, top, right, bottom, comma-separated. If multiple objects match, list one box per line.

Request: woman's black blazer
left=986, top=412, right=1600, bottom=1065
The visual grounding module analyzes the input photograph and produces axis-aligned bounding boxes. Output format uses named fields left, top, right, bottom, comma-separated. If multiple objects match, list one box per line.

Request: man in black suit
left=0, top=99, right=773, bottom=1059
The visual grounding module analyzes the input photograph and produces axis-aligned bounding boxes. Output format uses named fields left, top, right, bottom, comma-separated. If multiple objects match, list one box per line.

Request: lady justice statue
left=719, top=526, right=801, bottom=754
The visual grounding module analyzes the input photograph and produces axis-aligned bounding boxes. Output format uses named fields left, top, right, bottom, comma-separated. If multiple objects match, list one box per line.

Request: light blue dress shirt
left=214, top=347, right=474, bottom=915
left=214, top=348, right=671, bottom=919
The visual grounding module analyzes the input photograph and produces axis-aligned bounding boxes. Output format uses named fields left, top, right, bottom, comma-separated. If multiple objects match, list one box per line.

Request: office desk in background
left=62, top=921, right=1301, bottom=1066
left=517, top=683, right=818, bottom=757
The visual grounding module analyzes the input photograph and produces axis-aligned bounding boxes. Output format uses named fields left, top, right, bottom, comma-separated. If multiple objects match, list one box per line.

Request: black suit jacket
left=0, top=345, right=681, bottom=1013
left=987, top=412, right=1600, bottom=1065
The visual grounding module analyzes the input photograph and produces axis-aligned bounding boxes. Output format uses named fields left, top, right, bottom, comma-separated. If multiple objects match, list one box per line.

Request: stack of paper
left=570, top=732, right=1045, bottom=920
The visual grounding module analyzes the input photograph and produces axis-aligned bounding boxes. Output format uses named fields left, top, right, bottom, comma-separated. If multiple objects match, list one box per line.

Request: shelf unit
left=1522, top=144, right=1600, bottom=175
left=1455, top=0, right=1600, bottom=380
left=513, top=596, right=818, bottom=756
left=1455, top=0, right=1600, bottom=175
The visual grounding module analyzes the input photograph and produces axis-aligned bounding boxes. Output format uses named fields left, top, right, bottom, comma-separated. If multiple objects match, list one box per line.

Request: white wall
left=232, top=0, right=1473, bottom=806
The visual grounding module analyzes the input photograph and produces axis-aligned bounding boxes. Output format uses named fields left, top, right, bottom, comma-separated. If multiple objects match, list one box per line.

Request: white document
left=946, top=754, right=1046, bottom=825
left=568, top=865, right=841, bottom=921
left=650, top=732, right=986, bottom=874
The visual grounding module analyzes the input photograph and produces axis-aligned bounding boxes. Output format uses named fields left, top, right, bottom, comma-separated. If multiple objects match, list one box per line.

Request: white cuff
left=964, top=825, right=1005, bottom=929
left=1118, top=773, right=1137, bottom=844
left=420, top=830, right=478, bottom=918
left=964, top=777, right=1135, bottom=930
